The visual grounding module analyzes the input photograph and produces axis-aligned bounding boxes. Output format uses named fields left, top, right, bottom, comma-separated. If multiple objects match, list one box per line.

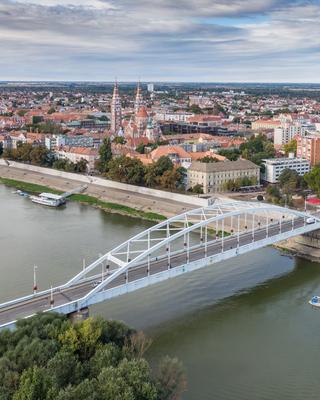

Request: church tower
left=111, top=81, right=122, bottom=134
left=135, top=81, right=143, bottom=117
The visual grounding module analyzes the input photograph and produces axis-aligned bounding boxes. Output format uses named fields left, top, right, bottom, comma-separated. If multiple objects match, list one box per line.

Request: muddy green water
left=1, top=185, right=320, bottom=400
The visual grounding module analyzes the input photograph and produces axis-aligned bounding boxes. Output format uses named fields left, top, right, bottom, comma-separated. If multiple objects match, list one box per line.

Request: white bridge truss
left=1, top=200, right=320, bottom=329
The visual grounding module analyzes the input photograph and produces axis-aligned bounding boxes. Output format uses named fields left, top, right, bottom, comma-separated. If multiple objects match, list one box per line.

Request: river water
left=1, top=184, right=320, bottom=399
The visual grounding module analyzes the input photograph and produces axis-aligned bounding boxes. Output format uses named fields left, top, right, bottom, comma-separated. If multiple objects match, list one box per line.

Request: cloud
left=0, top=0, right=319, bottom=81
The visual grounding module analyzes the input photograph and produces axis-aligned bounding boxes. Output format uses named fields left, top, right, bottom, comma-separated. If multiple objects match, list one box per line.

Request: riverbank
left=0, top=164, right=200, bottom=221
left=0, top=176, right=166, bottom=222
left=275, top=232, right=320, bottom=263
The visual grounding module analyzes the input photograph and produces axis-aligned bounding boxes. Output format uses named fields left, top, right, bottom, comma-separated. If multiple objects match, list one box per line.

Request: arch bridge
left=1, top=200, right=320, bottom=329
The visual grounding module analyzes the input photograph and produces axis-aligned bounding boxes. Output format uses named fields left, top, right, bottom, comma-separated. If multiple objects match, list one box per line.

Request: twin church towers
left=110, top=81, right=161, bottom=141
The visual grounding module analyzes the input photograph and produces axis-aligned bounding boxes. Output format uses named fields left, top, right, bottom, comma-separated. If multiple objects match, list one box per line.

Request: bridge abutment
left=276, top=229, right=320, bottom=262
left=68, top=307, right=90, bottom=323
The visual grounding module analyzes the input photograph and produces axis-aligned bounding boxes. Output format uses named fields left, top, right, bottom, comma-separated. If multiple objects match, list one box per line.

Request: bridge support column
left=68, top=307, right=90, bottom=324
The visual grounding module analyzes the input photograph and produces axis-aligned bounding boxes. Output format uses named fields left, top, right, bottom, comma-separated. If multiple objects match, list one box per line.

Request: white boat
left=30, top=193, right=65, bottom=207
left=309, top=296, right=320, bottom=307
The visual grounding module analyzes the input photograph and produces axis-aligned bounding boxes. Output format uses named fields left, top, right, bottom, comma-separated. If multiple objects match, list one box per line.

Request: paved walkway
left=0, top=165, right=196, bottom=218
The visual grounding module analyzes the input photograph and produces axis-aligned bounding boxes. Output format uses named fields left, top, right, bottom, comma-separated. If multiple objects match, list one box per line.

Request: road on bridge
left=0, top=216, right=309, bottom=327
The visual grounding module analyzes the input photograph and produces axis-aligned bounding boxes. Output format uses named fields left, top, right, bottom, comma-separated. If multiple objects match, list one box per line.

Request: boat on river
left=309, top=296, right=320, bottom=307
left=29, top=193, right=66, bottom=207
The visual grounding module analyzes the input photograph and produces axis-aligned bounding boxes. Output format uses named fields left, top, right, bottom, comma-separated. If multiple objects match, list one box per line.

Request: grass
left=0, top=177, right=63, bottom=195
left=0, top=177, right=166, bottom=222
left=70, top=193, right=166, bottom=222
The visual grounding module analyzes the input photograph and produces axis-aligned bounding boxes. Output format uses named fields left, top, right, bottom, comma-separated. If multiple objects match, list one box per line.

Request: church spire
left=135, top=81, right=143, bottom=117
left=111, top=80, right=122, bottom=134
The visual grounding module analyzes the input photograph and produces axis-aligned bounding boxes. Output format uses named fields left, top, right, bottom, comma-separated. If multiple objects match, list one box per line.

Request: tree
left=284, top=139, right=297, bottom=156
left=278, top=168, right=299, bottom=193
left=218, top=149, right=241, bottom=161
left=47, top=108, right=56, bottom=115
left=153, top=156, right=174, bottom=176
left=98, top=138, right=112, bottom=173
left=304, top=165, right=320, bottom=196
left=198, top=156, right=218, bottom=163
left=13, top=367, right=52, bottom=400
left=191, top=184, right=203, bottom=194
left=239, top=135, right=275, bottom=166
left=113, top=136, right=126, bottom=145
left=106, top=156, right=145, bottom=185
left=159, top=169, right=181, bottom=190
left=157, top=356, right=187, bottom=400
left=0, top=313, right=184, bottom=400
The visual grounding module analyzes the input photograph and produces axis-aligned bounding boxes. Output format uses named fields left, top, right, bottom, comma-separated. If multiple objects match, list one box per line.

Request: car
left=92, top=280, right=102, bottom=287
left=306, top=217, right=316, bottom=224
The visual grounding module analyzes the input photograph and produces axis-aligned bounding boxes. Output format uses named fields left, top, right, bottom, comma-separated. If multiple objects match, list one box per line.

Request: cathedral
left=110, top=81, right=161, bottom=142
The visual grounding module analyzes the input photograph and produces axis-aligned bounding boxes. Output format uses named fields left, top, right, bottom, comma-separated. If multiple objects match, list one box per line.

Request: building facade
left=297, top=135, right=320, bottom=166
left=262, top=156, right=310, bottom=183
left=187, top=159, right=260, bottom=193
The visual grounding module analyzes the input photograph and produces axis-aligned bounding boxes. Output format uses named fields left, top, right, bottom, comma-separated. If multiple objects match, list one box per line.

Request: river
left=1, top=184, right=320, bottom=399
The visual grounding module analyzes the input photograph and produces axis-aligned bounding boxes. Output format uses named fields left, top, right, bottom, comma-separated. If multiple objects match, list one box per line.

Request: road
left=0, top=216, right=312, bottom=327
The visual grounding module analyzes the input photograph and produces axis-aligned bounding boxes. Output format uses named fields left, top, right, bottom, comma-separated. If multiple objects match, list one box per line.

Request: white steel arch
left=74, top=200, right=320, bottom=306
left=1, top=199, right=320, bottom=330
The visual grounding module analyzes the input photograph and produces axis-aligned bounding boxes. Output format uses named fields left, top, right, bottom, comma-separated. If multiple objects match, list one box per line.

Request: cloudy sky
left=0, top=0, right=319, bottom=82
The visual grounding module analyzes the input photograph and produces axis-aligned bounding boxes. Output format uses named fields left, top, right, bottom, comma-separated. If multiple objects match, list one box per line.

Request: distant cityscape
left=1, top=81, right=320, bottom=202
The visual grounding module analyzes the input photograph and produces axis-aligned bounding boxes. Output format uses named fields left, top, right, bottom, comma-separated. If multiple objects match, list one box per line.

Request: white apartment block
left=263, top=156, right=310, bottom=183
left=155, top=111, right=194, bottom=122
left=274, top=123, right=316, bottom=145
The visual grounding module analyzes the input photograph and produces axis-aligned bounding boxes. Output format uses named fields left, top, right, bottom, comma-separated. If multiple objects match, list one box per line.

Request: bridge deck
left=0, top=216, right=310, bottom=327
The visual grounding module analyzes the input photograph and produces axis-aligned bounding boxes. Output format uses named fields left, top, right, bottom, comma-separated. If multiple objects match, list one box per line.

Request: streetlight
left=33, top=265, right=38, bottom=294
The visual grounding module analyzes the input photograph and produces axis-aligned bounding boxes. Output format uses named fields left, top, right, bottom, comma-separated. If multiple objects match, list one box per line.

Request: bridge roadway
left=0, top=217, right=307, bottom=326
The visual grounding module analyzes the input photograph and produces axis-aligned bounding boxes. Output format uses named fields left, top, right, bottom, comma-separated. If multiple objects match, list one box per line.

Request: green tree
left=283, top=139, right=297, bottom=156
left=98, top=137, right=112, bottom=173
left=191, top=184, right=203, bottom=194
left=13, top=367, right=52, bottom=400
left=153, top=156, right=174, bottom=176
left=198, top=156, right=218, bottom=163
left=106, top=156, right=145, bottom=185
left=112, top=136, right=126, bottom=145
left=47, top=108, right=56, bottom=115
left=304, top=165, right=320, bottom=196
left=278, top=168, right=299, bottom=193
left=159, top=169, right=181, bottom=190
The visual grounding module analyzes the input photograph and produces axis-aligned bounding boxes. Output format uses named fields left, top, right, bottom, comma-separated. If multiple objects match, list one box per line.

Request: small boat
left=15, top=190, right=29, bottom=197
left=29, top=193, right=66, bottom=207
left=309, top=296, right=320, bottom=307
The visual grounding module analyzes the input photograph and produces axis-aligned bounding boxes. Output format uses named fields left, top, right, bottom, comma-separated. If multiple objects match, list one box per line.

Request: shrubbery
left=0, top=313, right=186, bottom=400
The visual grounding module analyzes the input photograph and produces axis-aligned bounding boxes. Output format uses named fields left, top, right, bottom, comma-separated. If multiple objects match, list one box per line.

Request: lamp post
left=33, top=265, right=38, bottom=294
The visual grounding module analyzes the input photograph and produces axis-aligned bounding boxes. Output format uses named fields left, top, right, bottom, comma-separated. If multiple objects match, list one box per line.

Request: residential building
left=55, top=147, right=99, bottom=171
left=252, top=119, right=281, bottom=130
left=262, top=156, right=310, bottom=183
left=297, top=135, right=320, bottom=166
left=187, top=159, right=260, bottom=193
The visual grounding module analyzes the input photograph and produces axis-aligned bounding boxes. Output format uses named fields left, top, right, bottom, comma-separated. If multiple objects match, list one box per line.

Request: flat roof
left=39, top=193, right=63, bottom=200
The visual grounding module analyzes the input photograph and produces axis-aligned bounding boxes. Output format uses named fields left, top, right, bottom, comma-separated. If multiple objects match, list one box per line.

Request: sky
left=0, top=0, right=320, bottom=82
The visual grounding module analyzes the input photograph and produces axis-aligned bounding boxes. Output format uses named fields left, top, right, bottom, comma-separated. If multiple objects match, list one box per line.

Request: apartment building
left=187, top=159, right=260, bottom=193
left=262, top=156, right=310, bottom=183
left=297, top=135, right=320, bottom=166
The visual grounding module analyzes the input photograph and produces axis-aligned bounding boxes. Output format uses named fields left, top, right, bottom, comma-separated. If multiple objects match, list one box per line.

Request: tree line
left=2, top=143, right=88, bottom=173
left=97, top=138, right=185, bottom=191
left=0, top=313, right=186, bottom=400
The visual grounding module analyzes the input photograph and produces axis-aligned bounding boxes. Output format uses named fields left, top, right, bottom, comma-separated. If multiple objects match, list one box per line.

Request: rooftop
left=189, top=159, right=259, bottom=173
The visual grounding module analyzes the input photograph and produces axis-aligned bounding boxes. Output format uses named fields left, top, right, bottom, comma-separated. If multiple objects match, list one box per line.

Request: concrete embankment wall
left=0, top=160, right=214, bottom=207
left=276, top=229, right=320, bottom=262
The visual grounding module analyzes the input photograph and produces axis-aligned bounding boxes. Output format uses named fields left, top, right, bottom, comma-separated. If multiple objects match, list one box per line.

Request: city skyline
left=0, top=0, right=320, bottom=82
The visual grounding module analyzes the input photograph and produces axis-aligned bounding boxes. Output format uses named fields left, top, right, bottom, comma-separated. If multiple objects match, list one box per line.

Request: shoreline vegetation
left=0, top=176, right=166, bottom=222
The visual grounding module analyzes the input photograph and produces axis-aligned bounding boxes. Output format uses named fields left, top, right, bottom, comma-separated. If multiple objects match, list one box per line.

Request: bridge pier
left=68, top=307, right=90, bottom=324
